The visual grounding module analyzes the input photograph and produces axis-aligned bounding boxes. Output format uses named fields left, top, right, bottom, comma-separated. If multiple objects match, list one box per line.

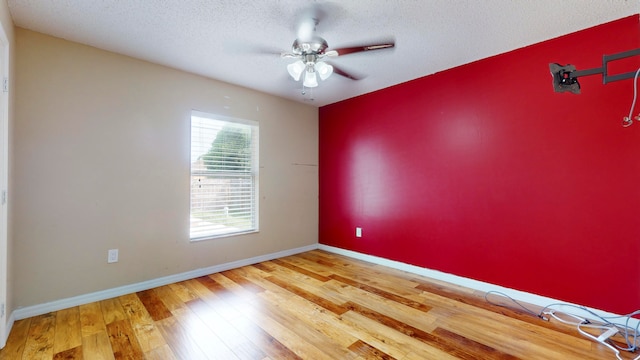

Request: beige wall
left=12, top=28, right=318, bottom=308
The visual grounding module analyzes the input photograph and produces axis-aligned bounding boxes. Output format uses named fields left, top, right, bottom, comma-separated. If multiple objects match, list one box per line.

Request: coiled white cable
left=485, top=291, right=640, bottom=359
left=623, top=67, right=640, bottom=127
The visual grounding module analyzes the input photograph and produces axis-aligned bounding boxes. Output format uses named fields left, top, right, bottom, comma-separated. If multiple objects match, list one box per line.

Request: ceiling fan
left=280, top=5, right=395, bottom=89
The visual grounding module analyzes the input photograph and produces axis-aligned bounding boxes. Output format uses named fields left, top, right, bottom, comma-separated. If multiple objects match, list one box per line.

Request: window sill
left=190, top=229, right=259, bottom=242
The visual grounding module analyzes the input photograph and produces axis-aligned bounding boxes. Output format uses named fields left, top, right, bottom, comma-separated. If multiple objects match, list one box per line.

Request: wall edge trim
left=0, top=310, right=14, bottom=349
left=10, top=244, right=319, bottom=321
left=319, top=244, right=639, bottom=328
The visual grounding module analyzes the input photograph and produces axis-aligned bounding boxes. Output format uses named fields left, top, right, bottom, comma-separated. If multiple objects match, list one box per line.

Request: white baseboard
left=319, top=244, right=639, bottom=329
left=9, top=244, right=318, bottom=322
left=4, top=242, right=636, bottom=349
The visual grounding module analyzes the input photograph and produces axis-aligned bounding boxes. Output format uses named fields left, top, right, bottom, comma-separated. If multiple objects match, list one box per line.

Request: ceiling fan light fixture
left=315, top=61, right=333, bottom=80
left=287, top=60, right=305, bottom=81
left=303, top=70, right=318, bottom=88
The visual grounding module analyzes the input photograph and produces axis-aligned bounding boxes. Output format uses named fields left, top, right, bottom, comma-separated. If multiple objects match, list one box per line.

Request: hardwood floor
left=0, top=250, right=635, bottom=359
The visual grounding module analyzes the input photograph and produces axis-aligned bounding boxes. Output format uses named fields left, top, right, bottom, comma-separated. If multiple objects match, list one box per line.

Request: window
left=190, top=111, right=259, bottom=240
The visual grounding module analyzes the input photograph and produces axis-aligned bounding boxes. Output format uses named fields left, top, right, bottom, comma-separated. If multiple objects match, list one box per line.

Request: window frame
left=189, top=110, right=259, bottom=241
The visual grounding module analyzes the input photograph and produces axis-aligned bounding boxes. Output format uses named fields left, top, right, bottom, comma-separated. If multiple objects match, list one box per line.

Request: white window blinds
left=190, top=111, right=259, bottom=240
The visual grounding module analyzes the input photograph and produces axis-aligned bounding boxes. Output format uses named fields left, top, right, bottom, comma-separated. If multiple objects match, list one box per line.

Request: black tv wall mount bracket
left=550, top=47, right=640, bottom=94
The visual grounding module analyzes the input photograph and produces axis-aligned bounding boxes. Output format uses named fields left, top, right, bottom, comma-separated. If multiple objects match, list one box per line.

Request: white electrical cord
left=539, top=304, right=640, bottom=358
left=485, top=291, right=640, bottom=360
left=545, top=310, right=630, bottom=360
left=623, top=67, right=640, bottom=127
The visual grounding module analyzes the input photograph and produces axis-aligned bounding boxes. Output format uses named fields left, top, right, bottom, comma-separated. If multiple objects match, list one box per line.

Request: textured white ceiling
left=7, top=0, right=640, bottom=107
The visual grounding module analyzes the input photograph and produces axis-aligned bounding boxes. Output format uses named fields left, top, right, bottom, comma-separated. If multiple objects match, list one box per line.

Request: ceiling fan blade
left=224, top=41, right=283, bottom=56
left=330, top=63, right=364, bottom=81
left=281, top=52, right=299, bottom=59
left=332, top=42, right=395, bottom=56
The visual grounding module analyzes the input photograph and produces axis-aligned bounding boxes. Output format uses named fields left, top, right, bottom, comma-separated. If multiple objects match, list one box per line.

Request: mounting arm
left=550, top=47, right=640, bottom=94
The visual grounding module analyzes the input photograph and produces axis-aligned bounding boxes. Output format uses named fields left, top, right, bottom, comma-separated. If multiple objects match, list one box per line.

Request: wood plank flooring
left=0, top=250, right=635, bottom=359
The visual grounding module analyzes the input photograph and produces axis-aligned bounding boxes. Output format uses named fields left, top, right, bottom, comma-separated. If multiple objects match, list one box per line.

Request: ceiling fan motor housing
left=292, top=36, right=329, bottom=55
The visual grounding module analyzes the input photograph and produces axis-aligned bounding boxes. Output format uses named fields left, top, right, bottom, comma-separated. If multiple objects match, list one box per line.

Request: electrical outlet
left=108, top=249, right=119, bottom=263
left=356, top=227, right=362, bottom=237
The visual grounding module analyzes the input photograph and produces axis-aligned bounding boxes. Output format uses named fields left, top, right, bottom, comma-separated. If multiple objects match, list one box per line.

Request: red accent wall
left=319, top=15, right=640, bottom=314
